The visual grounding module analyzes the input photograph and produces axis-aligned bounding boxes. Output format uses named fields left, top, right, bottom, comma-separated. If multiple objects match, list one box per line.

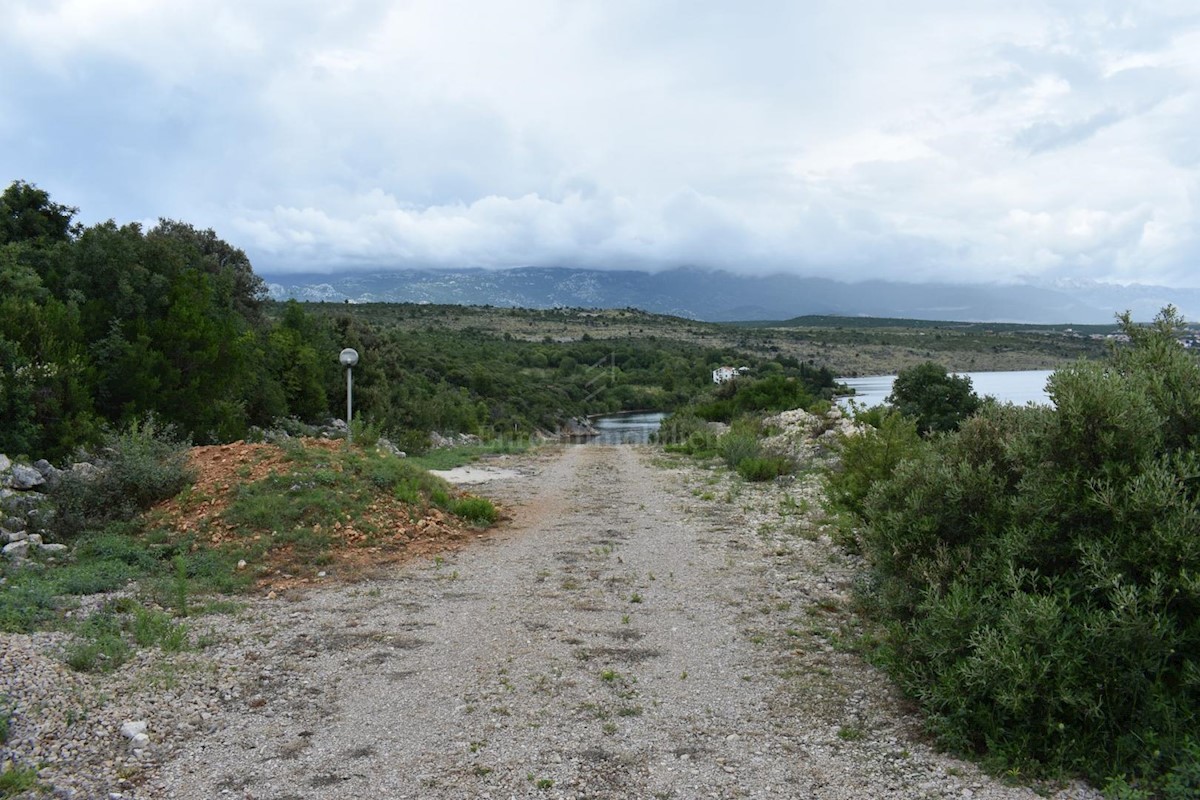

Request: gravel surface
left=3, top=444, right=1102, bottom=799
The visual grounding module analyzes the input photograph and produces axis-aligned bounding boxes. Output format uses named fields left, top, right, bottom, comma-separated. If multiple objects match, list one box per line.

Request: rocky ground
left=2, top=442, right=1102, bottom=799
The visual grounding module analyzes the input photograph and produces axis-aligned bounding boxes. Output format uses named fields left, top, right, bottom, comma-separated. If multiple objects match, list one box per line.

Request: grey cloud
left=1014, top=108, right=1125, bottom=153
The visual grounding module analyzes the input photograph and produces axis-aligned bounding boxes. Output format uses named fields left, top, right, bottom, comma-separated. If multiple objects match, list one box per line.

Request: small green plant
left=65, top=610, right=131, bottom=673
left=449, top=496, right=499, bottom=526
left=735, top=455, right=792, bottom=482
left=0, top=762, right=42, bottom=795
left=0, top=698, right=12, bottom=744
left=629, top=591, right=642, bottom=604
left=171, top=555, right=189, bottom=617
left=131, top=606, right=189, bottom=652
left=837, top=725, right=864, bottom=741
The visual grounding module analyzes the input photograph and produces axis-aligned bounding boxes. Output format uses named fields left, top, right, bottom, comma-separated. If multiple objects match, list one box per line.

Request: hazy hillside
left=262, top=267, right=1200, bottom=324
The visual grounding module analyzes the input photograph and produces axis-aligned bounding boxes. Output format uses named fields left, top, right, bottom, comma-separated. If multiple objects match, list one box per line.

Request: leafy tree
left=887, top=361, right=981, bottom=434
left=0, top=180, right=77, bottom=244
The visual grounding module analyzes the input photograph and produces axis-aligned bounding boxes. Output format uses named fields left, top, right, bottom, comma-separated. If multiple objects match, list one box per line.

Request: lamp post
left=339, top=348, right=359, bottom=442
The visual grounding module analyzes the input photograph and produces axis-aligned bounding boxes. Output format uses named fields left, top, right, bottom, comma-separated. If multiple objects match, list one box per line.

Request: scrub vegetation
left=826, top=308, right=1200, bottom=797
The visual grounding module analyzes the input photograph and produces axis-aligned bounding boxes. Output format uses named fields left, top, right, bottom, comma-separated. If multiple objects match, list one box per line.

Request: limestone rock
left=3, top=540, right=30, bottom=559
left=120, top=720, right=148, bottom=739
left=10, top=464, right=45, bottom=490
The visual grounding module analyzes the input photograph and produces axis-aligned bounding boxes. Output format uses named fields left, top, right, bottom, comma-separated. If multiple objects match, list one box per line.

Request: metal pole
left=346, top=366, right=353, bottom=443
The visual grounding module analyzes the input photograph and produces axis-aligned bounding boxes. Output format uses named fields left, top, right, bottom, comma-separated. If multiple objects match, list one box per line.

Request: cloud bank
left=2, top=0, right=1198, bottom=285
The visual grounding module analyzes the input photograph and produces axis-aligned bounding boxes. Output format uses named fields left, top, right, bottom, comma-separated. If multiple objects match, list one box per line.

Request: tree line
left=1, top=180, right=840, bottom=460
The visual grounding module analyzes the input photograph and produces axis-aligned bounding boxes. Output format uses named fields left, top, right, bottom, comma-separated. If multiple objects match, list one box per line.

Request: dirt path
left=150, top=445, right=1097, bottom=799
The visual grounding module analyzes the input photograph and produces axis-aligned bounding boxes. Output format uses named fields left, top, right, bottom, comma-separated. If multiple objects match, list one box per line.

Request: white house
left=712, top=366, right=737, bottom=383
left=713, top=366, right=750, bottom=384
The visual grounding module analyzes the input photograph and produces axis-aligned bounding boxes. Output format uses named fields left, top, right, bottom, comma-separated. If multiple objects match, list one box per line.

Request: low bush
left=53, top=417, right=193, bottom=539
left=735, top=456, right=792, bottom=482
left=717, top=432, right=761, bottom=470
left=824, top=410, right=923, bottom=519
left=838, top=308, right=1200, bottom=794
left=450, top=497, right=499, bottom=526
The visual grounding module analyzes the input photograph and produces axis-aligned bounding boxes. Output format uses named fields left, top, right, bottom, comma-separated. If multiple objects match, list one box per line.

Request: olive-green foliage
left=839, top=308, right=1200, bottom=793
left=693, top=374, right=819, bottom=423
left=886, top=361, right=981, bottom=434
left=52, top=418, right=194, bottom=539
left=824, top=409, right=923, bottom=519
left=65, top=606, right=132, bottom=673
left=734, top=456, right=792, bottom=482
left=714, top=418, right=795, bottom=481
left=0, top=181, right=342, bottom=458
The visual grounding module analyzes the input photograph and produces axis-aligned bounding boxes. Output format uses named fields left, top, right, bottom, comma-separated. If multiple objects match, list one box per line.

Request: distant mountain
left=260, top=267, right=1200, bottom=324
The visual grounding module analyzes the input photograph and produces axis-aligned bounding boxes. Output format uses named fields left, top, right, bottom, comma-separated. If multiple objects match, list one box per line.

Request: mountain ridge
left=261, top=266, right=1200, bottom=325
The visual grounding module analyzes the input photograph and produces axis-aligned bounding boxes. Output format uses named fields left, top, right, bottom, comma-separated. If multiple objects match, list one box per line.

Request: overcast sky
left=2, top=1, right=1198, bottom=285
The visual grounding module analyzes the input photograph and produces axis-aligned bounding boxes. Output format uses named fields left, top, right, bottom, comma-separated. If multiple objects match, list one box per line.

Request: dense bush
left=832, top=308, right=1200, bottom=795
left=886, top=361, right=981, bottom=434
left=692, top=374, right=817, bottom=422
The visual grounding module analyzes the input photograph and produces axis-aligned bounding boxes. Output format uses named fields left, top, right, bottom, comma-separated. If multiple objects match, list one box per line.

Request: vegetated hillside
left=301, top=302, right=1112, bottom=379
left=283, top=302, right=841, bottom=453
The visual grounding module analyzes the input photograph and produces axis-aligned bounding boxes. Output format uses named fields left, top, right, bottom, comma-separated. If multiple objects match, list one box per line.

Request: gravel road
left=6, top=444, right=1102, bottom=799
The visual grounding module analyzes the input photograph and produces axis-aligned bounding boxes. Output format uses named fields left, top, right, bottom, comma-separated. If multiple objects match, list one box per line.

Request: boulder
left=3, top=540, right=30, bottom=559
left=0, top=454, right=11, bottom=473
left=70, top=462, right=103, bottom=481
left=10, top=464, right=45, bottom=490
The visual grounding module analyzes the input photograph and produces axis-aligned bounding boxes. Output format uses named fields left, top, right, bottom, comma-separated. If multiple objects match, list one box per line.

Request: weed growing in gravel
left=0, top=698, right=11, bottom=743
left=837, top=725, right=864, bottom=741
left=629, top=591, right=643, bottom=603
left=0, top=763, right=43, bottom=795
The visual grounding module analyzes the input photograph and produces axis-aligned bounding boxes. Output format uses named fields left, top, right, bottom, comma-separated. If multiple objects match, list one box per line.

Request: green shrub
left=823, top=410, right=923, bottom=518
left=65, top=609, right=131, bottom=673
left=53, top=417, right=193, bottom=538
left=844, top=308, right=1200, bottom=793
left=735, top=456, right=792, bottom=482
left=450, top=497, right=499, bottom=526
left=132, top=606, right=189, bottom=651
left=717, top=432, right=761, bottom=470
left=0, top=762, right=41, bottom=795
left=0, top=577, right=60, bottom=633
left=653, top=412, right=707, bottom=449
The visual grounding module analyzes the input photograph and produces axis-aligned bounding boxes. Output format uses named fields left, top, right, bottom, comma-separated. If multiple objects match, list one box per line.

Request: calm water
left=839, top=369, right=1057, bottom=408
left=588, top=412, right=667, bottom=444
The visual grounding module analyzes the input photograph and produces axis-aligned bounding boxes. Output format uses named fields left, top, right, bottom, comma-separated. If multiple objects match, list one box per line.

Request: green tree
left=887, top=361, right=981, bottom=434
left=0, top=180, right=77, bottom=244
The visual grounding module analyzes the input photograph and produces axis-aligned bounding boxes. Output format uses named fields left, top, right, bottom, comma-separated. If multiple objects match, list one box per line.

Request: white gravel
left=2, top=444, right=1102, bottom=799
